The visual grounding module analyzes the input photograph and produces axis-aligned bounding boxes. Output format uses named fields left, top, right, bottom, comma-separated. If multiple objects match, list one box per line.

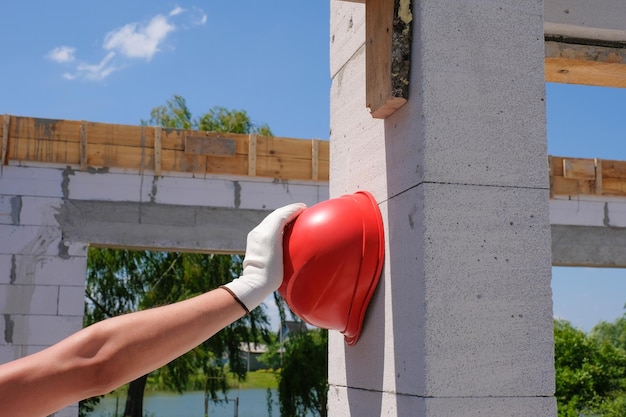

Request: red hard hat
left=279, top=191, right=385, bottom=345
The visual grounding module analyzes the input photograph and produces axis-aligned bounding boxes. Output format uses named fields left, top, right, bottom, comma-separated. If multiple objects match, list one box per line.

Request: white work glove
left=222, top=203, right=307, bottom=313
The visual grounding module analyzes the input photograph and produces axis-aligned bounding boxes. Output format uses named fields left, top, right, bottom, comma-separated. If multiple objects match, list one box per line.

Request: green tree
left=143, top=94, right=272, bottom=135
left=80, top=96, right=275, bottom=417
left=278, top=329, right=328, bottom=417
left=554, top=319, right=626, bottom=417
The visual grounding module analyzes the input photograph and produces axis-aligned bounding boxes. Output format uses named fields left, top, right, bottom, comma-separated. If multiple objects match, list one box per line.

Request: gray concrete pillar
left=328, top=1, right=555, bottom=416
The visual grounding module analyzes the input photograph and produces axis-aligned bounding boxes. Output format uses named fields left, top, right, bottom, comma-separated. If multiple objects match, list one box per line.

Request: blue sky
left=1, top=2, right=624, bottom=333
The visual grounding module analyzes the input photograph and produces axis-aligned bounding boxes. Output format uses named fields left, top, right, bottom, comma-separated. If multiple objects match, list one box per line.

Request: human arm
left=0, top=203, right=305, bottom=417
left=0, top=288, right=244, bottom=417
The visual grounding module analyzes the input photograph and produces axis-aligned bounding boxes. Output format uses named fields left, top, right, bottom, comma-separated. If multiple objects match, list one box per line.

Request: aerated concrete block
left=329, top=1, right=365, bottom=78
left=0, top=225, right=63, bottom=256
left=5, top=255, right=88, bottom=287
left=0, top=284, right=60, bottom=315
left=330, top=184, right=554, bottom=397
left=58, top=286, right=86, bottom=316
left=151, top=175, right=235, bottom=207
left=8, top=314, right=83, bottom=346
left=67, top=170, right=150, bottom=202
left=327, top=386, right=556, bottom=417
left=0, top=166, right=64, bottom=198
left=18, top=196, right=64, bottom=226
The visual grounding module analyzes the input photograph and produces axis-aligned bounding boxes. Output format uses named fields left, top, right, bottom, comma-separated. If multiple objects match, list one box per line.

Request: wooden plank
left=563, top=158, right=595, bottom=180
left=248, top=134, right=257, bottom=176
left=595, top=158, right=603, bottom=195
left=80, top=122, right=88, bottom=171
left=603, top=178, right=626, bottom=196
left=545, top=41, right=626, bottom=88
left=1, top=114, right=9, bottom=166
left=312, top=139, right=320, bottom=181
left=366, top=0, right=412, bottom=119
left=602, top=159, right=626, bottom=179
left=206, top=154, right=248, bottom=176
left=318, top=139, right=330, bottom=161
left=154, top=127, right=162, bottom=176
left=546, top=58, right=626, bottom=88
left=3, top=115, right=330, bottom=181
left=185, top=135, right=236, bottom=157
left=8, top=136, right=80, bottom=165
left=6, top=136, right=330, bottom=180
left=551, top=176, right=595, bottom=196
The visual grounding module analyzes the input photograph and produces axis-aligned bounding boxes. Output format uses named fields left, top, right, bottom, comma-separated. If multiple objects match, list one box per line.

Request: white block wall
left=328, top=1, right=556, bottom=416
left=0, top=163, right=328, bottom=417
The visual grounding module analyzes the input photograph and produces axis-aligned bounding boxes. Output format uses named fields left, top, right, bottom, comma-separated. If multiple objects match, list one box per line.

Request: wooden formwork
left=550, top=155, right=626, bottom=197
left=0, top=115, right=329, bottom=181
left=4, top=115, right=626, bottom=198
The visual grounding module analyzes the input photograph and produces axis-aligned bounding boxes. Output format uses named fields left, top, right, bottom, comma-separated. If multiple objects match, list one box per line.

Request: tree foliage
left=143, top=94, right=272, bottom=135
left=555, top=318, right=626, bottom=417
left=278, top=329, right=328, bottom=417
left=80, top=96, right=275, bottom=417
left=82, top=250, right=271, bottom=416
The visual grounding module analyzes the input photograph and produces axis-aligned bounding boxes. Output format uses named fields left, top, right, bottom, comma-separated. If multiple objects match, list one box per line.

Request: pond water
left=88, top=389, right=280, bottom=417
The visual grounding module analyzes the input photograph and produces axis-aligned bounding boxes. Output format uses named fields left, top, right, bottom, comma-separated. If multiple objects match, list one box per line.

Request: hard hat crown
left=280, top=191, right=385, bottom=345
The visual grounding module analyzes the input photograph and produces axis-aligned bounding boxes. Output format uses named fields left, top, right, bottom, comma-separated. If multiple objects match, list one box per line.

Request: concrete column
left=328, top=1, right=555, bottom=416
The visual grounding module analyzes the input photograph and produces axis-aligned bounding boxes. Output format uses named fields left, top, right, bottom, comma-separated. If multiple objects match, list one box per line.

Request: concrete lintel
left=54, top=200, right=270, bottom=254
left=552, top=224, right=626, bottom=268
left=545, top=0, right=626, bottom=43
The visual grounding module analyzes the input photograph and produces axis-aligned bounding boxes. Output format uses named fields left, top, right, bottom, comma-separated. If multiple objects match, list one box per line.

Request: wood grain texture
left=1, top=115, right=329, bottom=181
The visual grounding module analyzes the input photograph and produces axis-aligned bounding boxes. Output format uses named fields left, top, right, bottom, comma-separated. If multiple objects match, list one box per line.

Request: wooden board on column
left=366, top=0, right=412, bottom=119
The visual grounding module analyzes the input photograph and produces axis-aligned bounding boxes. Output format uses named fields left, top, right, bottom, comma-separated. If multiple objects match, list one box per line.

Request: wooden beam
left=551, top=156, right=626, bottom=197
left=154, top=127, right=162, bottom=176
left=595, top=158, right=603, bottom=195
left=545, top=40, right=626, bottom=88
left=366, top=0, right=412, bottom=119
left=248, top=134, right=257, bottom=176
left=80, top=121, right=88, bottom=171
left=312, top=139, right=320, bottom=181
left=1, top=114, right=9, bottom=167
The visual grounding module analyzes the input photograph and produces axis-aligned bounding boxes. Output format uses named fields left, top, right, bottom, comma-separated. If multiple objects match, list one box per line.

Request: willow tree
left=80, top=96, right=274, bottom=417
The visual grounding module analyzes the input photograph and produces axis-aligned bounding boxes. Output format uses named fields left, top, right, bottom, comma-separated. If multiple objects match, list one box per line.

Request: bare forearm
left=87, top=287, right=245, bottom=384
left=0, top=288, right=245, bottom=417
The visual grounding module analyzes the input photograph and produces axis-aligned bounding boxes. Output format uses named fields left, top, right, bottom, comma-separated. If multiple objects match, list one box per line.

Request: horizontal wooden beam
left=551, top=156, right=626, bottom=198
left=545, top=40, right=626, bottom=87
left=0, top=116, right=329, bottom=182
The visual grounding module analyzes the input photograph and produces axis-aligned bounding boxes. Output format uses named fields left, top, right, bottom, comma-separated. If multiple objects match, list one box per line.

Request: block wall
left=0, top=164, right=328, bottom=416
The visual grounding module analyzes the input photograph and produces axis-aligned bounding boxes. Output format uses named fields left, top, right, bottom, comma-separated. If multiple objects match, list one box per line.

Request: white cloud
left=65, top=52, right=118, bottom=81
left=46, top=46, right=76, bottom=63
left=103, top=14, right=175, bottom=61
left=196, top=12, right=208, bottom=26
left=169, top=6, right=185, bottom=17
left=48, top=6, right=205, bottom=81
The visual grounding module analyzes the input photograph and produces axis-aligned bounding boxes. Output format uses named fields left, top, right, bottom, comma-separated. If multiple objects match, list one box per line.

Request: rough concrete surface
left=329, top=0, right=555, bottom=415
left=545, top=0, right=626, bottom=42
left=328, top=385, right=556, bottom=417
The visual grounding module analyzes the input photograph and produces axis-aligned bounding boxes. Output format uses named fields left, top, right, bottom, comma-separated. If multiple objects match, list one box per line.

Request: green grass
left=101, top=370, right=279, bottom=399
left=227, top=370, right=279, bottom=390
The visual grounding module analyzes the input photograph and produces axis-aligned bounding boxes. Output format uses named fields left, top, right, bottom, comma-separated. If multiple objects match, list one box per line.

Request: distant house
left=279, top=320, right=309, bottom=343
left=239, top=321, right=309, bottom=371
left=240, top=343, right=269, bottom=372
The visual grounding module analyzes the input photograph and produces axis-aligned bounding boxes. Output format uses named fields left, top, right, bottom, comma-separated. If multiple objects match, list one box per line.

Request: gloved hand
left=222, top=203, right=307, bottom=313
